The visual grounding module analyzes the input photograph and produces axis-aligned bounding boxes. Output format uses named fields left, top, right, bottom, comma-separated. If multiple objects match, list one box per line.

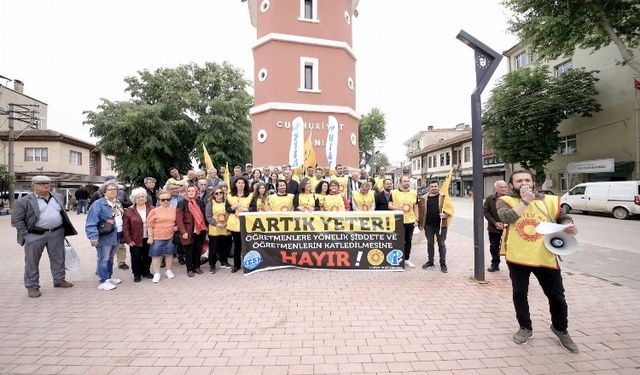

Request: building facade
left=503, top=42, right=640, bottom=192
left=0, top=80, right=48, bottom=130
left=245, top=0, right=361, bottom=168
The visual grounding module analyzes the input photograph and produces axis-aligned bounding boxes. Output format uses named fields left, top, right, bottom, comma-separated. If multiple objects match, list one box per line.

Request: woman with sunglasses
left=294, top=178, right=319, bottom=212
left=147, top=190, right=178, bottom=283
left=226, top=176, right=254, bottom=273
left=205, top=186, right=232, bottom=273
left=176, top=185, right=208, bottom=277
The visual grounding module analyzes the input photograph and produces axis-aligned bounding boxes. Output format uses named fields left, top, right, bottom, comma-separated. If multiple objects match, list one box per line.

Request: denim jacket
left=85, top=197, right=118, bottom=246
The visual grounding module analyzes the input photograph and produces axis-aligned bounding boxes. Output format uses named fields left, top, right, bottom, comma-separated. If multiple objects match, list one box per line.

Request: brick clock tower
left=244, top=0, right=361, bottom=168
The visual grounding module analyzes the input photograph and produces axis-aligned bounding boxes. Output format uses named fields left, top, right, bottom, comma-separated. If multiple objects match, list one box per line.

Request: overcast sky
left=0, top=0, right=517, bottom=164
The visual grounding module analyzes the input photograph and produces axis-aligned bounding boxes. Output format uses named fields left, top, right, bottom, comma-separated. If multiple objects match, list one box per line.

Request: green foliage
left=482, top=66, right=602, bottom=183
left=358, top=108, right=386, bottom=166
left=373, top=152, right=390, bottom=169
left=84, top=62, right=252, bottom=185
left=505, top=0, right=640, bottom=72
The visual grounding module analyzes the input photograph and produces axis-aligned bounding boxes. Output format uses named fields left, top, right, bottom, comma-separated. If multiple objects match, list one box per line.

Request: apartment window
left=445, top=152, right=451, bottom=166
left=555, top=60, right=573, bottom=77
left=559, top=173, right=568, bottom=191
left=89, top=155, right=96, bottom=168
left=439, top=153, right=445, bottom=166
left=559, top=135, right=577, bottom=155
left=69, top=151, right=82, bottom=165
left=515, top=52, right=529, bottom=70
left=25, top=147, right=48, bottom=162
left=464, top=147, right=470, bottom=163
left=299, top=57, right=319, bottom=92
left=299, top=0, right=318, bottom=22
left=428, top=156, right=432, bottom=168
left=452, top=151, right=458, bottom=165
left=106, top=158, right=115, bottom=170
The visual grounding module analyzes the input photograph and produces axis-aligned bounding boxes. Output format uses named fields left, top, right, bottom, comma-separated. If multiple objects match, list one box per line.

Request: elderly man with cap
left=11, top=175, right=78, bottom=298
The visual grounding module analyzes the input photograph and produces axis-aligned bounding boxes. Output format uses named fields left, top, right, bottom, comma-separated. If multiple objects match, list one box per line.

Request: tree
left=482, top=66, right=601, bottom=184
left=372, top=152, right=390, bottom=171
left=84, top=62, right=252, bottom=185
left=358, top=108, right=386, bottom=167
left=505, top=0, right=640, bottom=73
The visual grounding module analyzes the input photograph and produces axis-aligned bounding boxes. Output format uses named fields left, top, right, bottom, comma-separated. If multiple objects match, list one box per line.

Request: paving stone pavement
left=0, top=213, right=639, bottom=375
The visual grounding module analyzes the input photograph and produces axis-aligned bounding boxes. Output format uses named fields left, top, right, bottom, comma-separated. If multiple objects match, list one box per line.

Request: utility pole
left=4, top=103, right=40, bottom=210
left=456, top=30, right=502, bottom=283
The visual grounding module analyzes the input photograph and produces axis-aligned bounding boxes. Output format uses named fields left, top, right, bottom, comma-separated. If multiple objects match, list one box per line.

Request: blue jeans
left=96, top=243, right=118, bottom=283
left=76, top=199, right=87, bottom=214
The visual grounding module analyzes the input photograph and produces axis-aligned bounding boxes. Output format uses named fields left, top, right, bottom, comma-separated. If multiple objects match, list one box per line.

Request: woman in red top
left=176, top=185, right=208, bottom=277
left=123, top=187, right=154, bottom=282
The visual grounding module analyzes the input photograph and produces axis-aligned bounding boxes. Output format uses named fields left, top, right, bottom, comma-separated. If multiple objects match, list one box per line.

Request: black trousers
left=425, top=226, right=447, bottom=266
left=403, top=224, right=415, bottom=260
left=508, top=262, right=569, bottom=331
left=183, top=231, right=206, bottom=272
left=231, top=231, right=242, bottom=268
left=488, top=231, right=502, bottom=267
left=208, top=235, right=231, bottom=267
left=130, top=238, right=151, bottom=277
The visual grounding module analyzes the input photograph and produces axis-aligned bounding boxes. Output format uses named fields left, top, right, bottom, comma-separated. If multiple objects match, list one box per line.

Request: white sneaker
left=152, top=273, right=161, bottom=283
left=405, top=260, right=416, bottom=268
left=98, top=282, right=116, bottom=290
left=165, top=269, right=175, bottom=279
left=107, top=278, right=122, bottom=285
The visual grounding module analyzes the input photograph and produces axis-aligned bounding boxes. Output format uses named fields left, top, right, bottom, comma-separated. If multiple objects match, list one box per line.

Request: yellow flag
left=224, top=162, right=231, bottom=190
left=303, top=133, right=317, bottom=171
left=440, top=168, right=455, bottom=224
left=202, top=143, right=213, bottom=170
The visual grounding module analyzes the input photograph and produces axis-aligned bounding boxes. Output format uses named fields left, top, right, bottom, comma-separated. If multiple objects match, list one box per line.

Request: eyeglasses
left=106, top=188, right=117, bottom=191
left=159, top=198, right=171, bottom=202
left=214, top=192, right=223, bottom=195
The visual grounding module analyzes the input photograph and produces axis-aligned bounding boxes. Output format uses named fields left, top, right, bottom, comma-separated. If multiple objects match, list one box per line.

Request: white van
left=560, top=181, right=640, bottom=219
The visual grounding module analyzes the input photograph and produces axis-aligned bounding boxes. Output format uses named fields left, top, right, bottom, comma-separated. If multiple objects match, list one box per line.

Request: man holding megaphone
left=497, top=170, right=579, bottom=353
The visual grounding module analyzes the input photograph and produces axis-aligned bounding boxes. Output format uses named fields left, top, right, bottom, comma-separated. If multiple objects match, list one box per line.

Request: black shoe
left=209, top=267, right=217, bottom=274
left=422, top=262, right=434, bottom=270
left=221, top=263, right=231, bottom=269
left=231, top=267, right=240, bottom=273
left=134, top=276, right=142, bottom=282
left=200, top=257, right=209, bottom=265
left=118, top=263, right=130, bottom=270
left=441, top=265, right=448, bottom=273
left=178, top=256, right=186, bottom=265
left=487, top=265, right=500, bottom=272
left=143, top=273, right=154, bottom=279
left=28, top=288, right=41, bottom=298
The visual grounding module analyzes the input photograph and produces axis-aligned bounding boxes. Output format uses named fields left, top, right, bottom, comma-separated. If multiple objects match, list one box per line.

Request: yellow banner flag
left=224, top=162, right=231, bottom=190
left=202, top=143, right=213, bottom=170
left=303, top=133, right=317, bottom=171
left=440, top=168, right=454, bottom=225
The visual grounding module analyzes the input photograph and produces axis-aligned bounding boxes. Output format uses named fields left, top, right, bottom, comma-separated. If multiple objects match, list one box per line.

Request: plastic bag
left=64, top=238, right=80, bottom=272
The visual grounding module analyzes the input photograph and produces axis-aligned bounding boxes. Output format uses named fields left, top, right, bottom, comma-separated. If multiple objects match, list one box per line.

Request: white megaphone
left=535, top=223, right=577, bottom=256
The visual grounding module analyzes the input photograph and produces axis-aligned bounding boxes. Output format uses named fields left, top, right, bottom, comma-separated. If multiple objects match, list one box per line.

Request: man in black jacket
left=375, top=178, right=394, bottom=210
left=483, top=180, right=508, bottom=272
left=74, top=185, right=89, bottom=214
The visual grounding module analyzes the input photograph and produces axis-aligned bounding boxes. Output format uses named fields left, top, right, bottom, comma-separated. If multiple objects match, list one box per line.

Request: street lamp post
left=456, top=30, right=502, bottom=282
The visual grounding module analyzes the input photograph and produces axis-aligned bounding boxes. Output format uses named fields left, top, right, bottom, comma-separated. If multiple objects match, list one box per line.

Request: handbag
left=64, top=238, right=80, bottom=272
left=98, top=221, right=115, bottom=235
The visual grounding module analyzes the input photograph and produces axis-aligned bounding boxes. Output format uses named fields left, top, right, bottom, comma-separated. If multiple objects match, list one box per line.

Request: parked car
left=560, top=181, right=640, bottom=219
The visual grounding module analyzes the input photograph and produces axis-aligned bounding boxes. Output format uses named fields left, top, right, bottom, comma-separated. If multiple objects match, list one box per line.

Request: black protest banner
left=239, top=211, right=405, bottom=274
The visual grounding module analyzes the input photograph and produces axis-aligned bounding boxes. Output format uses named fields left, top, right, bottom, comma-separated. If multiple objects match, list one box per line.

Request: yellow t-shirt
left=308, top=177, right=322, bottom=191
left=352, top=191, right=375, bottom=211
left=374, top=177, right=385, bottom=191
left=226, top=195, right=252, bottom=233
left=296, top=193, right=317, bottom=211
left=208, top=201, right=230, bottom=236
left=500, top=195, right=561, bottom=269
left=322, top=194, right=345, bottom=211
left=391, top=189, right=417, bottom=223
left=269, top=193, right=294, bottom=212
left=316, top=194, right=327, bottom=211
left=253, top=195, right=270, bottom=212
